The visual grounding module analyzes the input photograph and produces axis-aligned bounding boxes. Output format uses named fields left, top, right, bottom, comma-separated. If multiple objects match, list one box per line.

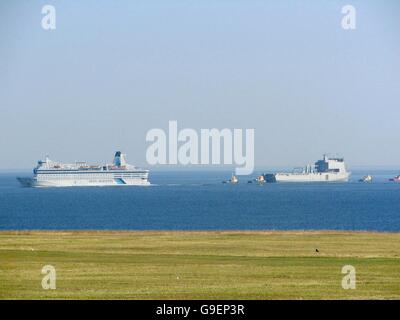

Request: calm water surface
left=0, top=170, right=399, bottom=231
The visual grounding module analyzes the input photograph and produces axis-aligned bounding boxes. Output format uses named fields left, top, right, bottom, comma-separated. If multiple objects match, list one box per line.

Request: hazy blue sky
left=0, top=0, right=399, bottom=169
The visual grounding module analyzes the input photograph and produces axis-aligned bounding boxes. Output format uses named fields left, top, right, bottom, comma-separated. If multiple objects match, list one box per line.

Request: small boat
left=222, top=174, right=238, bottom=184
left=389, top=175, right=400, bottom=182
left=230, top=174, right=238, bottom=184
left=255, top=175, right=265, bottom=184
left=359, top=175, right=372, bottom=183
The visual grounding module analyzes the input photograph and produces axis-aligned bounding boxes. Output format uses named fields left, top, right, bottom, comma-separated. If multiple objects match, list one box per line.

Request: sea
left=0, top=169, right=399, bottom=231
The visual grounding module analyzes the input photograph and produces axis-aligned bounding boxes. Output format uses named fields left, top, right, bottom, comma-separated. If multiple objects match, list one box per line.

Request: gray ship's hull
left=265, top=172, right=350, bottom=183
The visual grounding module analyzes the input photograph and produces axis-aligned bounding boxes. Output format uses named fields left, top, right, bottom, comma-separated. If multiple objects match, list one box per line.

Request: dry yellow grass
left=0, top=231, right=399, bottom=299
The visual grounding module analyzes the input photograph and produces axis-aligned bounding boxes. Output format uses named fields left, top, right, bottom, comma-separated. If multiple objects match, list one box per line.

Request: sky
left=0, top=0, right=399, bottom=169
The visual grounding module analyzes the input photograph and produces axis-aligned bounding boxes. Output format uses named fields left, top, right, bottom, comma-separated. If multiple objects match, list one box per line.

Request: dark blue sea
left=0, top=170, right=399, bottom=231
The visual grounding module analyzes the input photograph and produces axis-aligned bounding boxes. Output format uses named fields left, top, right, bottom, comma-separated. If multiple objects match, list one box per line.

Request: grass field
left=0, top=231, right=399, bottom=299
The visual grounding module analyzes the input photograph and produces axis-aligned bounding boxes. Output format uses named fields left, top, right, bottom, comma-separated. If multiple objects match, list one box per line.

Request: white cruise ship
left=17, top=152, right=150, bottom=187
left=264, top=155, right=350, bottom=183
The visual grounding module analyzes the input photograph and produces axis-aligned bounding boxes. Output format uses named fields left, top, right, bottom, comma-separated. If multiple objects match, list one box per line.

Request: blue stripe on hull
left=114, top=178, right=126, bottom=185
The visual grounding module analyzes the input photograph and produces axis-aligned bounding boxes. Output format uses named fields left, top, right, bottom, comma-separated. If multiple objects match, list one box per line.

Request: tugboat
left=359, top=175, right=373, bottom=183
left=222, top=174, right=238, bottom=184
left=255, top=175, right=265, bottom=184
left=389, top=175, right=400, bottom=182
left=230, top=174, right=238, bottom=184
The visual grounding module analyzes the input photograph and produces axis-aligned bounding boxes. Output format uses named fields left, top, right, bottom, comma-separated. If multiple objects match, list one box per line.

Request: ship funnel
left=113, top=151, right=127, bottom=166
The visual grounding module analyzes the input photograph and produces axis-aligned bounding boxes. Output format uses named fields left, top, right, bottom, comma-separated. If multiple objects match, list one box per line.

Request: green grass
left=0, top=231, right=399, bottom=299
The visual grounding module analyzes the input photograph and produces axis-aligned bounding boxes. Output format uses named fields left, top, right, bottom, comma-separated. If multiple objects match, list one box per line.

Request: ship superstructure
left=17, top=152, right=150, bottom=187
left=264, top=155, right=350, bottom=183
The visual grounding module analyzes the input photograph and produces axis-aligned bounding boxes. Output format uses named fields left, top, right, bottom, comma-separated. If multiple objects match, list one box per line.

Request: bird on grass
left=315, top=249, right=319, bottom=253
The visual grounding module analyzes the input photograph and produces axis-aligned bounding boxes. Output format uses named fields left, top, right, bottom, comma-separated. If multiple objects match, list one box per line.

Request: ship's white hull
left=267, top=172, right=350, bottom=183
left=17, top=177, right=150, bottom=187
left=18, top=151, right=150, bottom=187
